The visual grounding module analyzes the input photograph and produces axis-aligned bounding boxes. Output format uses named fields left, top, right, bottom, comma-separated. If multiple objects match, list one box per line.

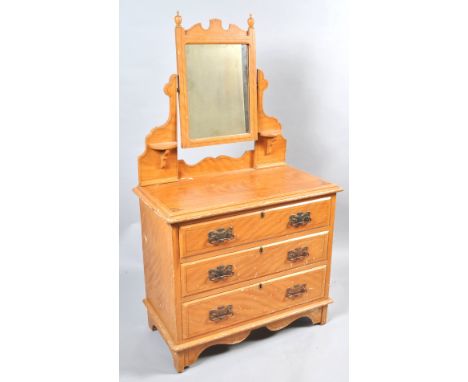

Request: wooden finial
left=247, top=14, right=254, bottom=29
left=175, top=11, right=182, bottom=27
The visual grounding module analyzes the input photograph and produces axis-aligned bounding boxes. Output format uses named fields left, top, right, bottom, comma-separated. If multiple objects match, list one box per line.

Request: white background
left=1, top=1, right=468, bottom=381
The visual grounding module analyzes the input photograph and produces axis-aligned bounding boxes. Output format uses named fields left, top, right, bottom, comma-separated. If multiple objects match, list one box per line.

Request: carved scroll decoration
left=254, top=69, right=287, bottom=168
left=137, top=75, right=178, bottom=186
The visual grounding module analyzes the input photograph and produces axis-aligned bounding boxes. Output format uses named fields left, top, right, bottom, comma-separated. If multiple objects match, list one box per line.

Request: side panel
left=139, top=200, right=179, bottom=341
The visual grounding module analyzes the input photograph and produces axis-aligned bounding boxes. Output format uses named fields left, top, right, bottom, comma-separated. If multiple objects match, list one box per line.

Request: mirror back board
left=175, top=16, right=258, bottom=148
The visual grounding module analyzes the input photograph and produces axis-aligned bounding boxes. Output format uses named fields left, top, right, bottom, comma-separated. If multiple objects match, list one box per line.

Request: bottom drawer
left=182, top=265, right=327, bottom=339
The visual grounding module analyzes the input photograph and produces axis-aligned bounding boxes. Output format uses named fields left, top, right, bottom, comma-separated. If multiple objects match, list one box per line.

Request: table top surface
left=134, top=165, right=342, bottom=223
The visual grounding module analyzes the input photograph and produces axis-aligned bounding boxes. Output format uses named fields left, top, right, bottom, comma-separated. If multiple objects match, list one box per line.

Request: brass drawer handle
left=285, top=284, right=307, bottom=299
left=208, top=265, right=234, bottom=281
left=289, top=212, right=311, bottom=228
left=208, top=227, right=234, bottom=245
left=209, top=305, right=233, bottom=321
left=287, top=247, right=309, bottom=262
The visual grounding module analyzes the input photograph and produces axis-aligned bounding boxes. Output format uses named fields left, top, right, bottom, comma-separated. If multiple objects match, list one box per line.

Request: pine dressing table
left=133, top=13, right=342, bottom=372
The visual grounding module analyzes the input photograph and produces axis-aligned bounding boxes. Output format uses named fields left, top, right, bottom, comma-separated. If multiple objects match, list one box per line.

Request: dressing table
left=134, top=13, right=342, bottom=372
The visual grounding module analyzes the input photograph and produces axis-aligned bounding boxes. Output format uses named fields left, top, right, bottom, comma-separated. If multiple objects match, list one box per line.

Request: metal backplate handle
left=209, top=305, right=234, bottom=321
left=208, top=227, right=235, bottom=245
left=208, top=265, right=234, bottom=281
left=285, top=283, right=308, bottom=299
left=288, top=212, right=311, bottom=227
left=287, top=247, right=310, bottom=262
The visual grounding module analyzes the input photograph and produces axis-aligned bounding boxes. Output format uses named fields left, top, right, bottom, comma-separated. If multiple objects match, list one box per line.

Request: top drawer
left=179, top=197, right=331, bottom=258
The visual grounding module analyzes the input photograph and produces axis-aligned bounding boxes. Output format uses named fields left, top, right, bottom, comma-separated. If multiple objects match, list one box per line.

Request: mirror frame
left=175, top=17, right=258, bottom=148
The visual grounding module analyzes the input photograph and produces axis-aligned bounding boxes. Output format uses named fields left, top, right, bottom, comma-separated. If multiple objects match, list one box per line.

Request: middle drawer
left=181, top=231, right=329, bottom=297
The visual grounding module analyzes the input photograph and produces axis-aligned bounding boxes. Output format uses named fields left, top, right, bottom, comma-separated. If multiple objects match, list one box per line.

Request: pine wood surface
left=322, top=194, right=337, bottom=302
left=182, top=265, right=327, bottom=338
left=145, top=295, right=331, bottom=372
left=265, top=307, right=324, bottom=331
left=135, top=66, right=292, bottom=185
left=181, top=258, right=328, bottom=303
left=179, top=226, right=329, bottom=265
left=144, top=297, right=332, bottom=351
left=254, top=69, right=287, bottom=167
left=148, top=141, right=177, bottom=150
left=170, top=303, right=328, bottom=372
left=136, top=20, right=289, bottom=186
left=136, top=22, right=292, bottom=185
left=179, top=197, right=331, bottom=257
left=182, top=330, right=251, bottom=372
left=181, top=231, right=329, bottom=296
left=134, top=165, right=342, bottom=223
left=136, top=68, right=289, bottom=186
left=178, top=151, right=253, bottom=178
left=138, top=74, right=179, bottom=186
left=139, top=200, right=180, bottom=340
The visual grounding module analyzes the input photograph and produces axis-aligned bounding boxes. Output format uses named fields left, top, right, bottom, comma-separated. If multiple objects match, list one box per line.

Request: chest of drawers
left=134, top=165, right=341, bottom=372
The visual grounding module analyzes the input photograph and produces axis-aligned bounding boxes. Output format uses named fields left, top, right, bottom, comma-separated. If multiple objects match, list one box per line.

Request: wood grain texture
left=147, top=297, right=331, bottom=373
left=181, top=231, right=329, bottom=296
left=176, top=17, right=258, bottom=148
left=255, top=134, right=287, bottom=168
left=145, top=295, right=332, bottom=352
left=180, top=226, right=329, bottom=265
left=182, top=259, right=328, bottom=304
left=135, top=68, right=289, bottom=185
left=172, top=330, right=251, bottom=372
left=179, top=197, right=331, bottom=257
left=256, top=69, right=282, bottom=134
left=259, top=129, right=282, bottom=138
left=144, top=298, right=176, bottom=348
left=177, top=306, right=325, bottom=371
left=185, top=19, right=247, bottom=36
left=178, top=151, right=253, bottom=179
left=139, top=201, right=180, bottom=341
left=137, top=74, right=178, bottom=186
left=182, top=265, right=327, bottom=338
left=148, top=141, right=177, bottom=150
left=265, top=306, right=324, bottom=331
left=320, top=305, right=328, bottom=325
left=254, top=69, right=286, bottom=168
left=171, top=349, right=186, bottom=373
left=134, top=165, right=342, bottom=223
left=322, top=194, right=337, bottom=308
left=139, top=190, right=338, bottom=372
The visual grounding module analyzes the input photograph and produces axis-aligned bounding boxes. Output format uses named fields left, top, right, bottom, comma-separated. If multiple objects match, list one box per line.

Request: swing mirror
left=176, top=18, right=257, bottom=148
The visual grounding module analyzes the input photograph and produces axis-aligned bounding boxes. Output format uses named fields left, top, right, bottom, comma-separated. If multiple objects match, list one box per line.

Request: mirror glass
left=185, top=44, right=249, bottom=140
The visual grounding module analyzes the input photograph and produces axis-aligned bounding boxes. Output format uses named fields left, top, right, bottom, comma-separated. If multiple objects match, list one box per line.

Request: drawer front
left=182, top=265, right=327, bottom=339
left=179, top=197, right=331, bottom=258
left=181, top=231, right=329, bottom=296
